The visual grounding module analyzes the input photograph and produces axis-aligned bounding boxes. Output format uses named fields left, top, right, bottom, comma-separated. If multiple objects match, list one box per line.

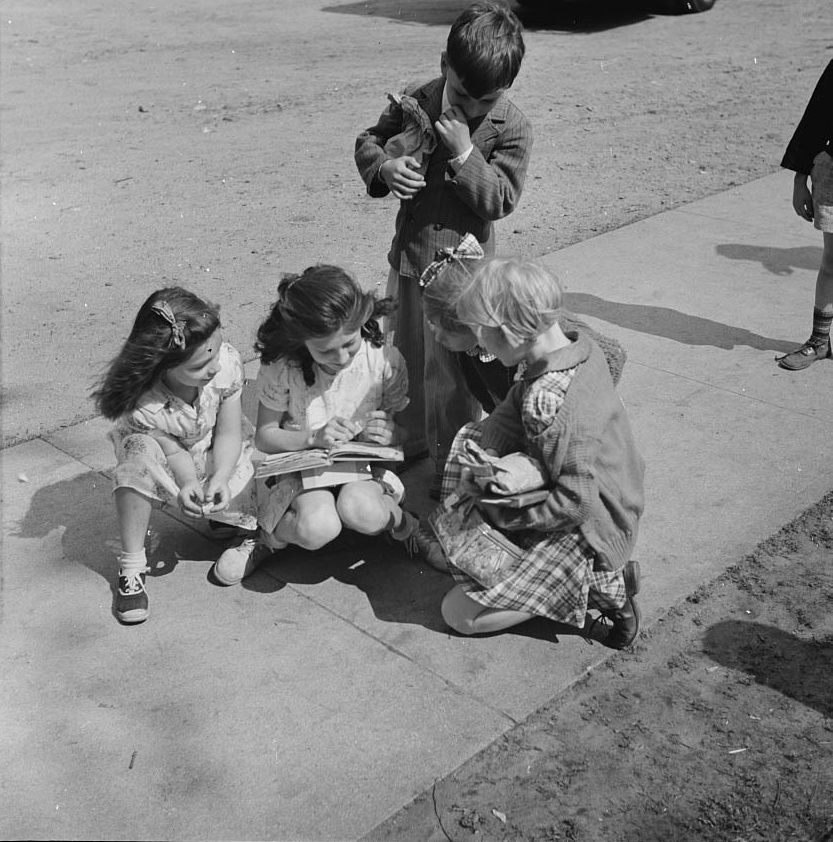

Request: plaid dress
left=441, top=368, right=626, bottom=628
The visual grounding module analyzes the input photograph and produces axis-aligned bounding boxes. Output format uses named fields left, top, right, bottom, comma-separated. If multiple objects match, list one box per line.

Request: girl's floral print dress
left=109, top=342, right=258, bottom=530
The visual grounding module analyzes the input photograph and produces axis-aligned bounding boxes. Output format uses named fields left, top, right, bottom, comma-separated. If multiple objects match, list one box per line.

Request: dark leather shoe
left=603, top=559, right=641, bottom=650
left=776, top=338, right=832, bottom=371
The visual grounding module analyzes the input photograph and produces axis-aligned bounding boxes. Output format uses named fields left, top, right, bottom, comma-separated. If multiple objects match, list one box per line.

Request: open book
left=255, top=441, right=404, bottom=479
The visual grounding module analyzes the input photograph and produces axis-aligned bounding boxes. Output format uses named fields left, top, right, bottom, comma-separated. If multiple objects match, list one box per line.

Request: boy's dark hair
left=92, top=286, right=221, bottom=419
left=255, top=264, right=395, bottom=385
left=446, top=1, right=525, bottom=99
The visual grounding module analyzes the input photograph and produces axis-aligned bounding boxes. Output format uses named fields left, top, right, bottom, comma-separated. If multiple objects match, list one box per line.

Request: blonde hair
left=456, top=257, right=563, bottom=342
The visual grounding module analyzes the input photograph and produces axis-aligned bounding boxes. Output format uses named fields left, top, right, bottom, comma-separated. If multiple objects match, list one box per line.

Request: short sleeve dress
left=254, top=340, right=409, bottom=538
left=109, top=341, right=258, bottom=530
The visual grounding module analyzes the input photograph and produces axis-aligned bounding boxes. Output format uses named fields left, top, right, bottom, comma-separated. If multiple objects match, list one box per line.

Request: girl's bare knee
left=294, top=509, right=342, bottom=550
left=336, top=482, right=389, bottom=534
left=441, top=587, right=478, bottom=635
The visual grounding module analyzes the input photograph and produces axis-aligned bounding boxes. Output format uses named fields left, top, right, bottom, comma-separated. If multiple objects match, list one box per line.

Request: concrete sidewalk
left=2, top=171, right=831, bottom=841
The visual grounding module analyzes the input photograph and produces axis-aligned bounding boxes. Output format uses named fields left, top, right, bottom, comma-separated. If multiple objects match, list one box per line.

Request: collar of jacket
left=521, top=331, right=591, bottom=380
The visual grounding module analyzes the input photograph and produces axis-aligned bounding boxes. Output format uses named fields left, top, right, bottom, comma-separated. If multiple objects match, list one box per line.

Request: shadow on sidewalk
left=254, top=530, right=452, bottom=631
left=703, top=619, right=833, bottom=718
left=716, top=243, right=823, bottom=278
left=565, top=291, right=796, bottom=353
left=12, top=469, right=217, bottom=583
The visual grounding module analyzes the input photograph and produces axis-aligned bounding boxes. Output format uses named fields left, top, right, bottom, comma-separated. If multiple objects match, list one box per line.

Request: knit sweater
left=479, top=332, right=645, bottom=571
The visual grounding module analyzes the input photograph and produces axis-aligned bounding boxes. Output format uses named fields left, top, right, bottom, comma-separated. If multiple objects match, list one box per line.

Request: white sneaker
left=213, top=538, right=268, bottom=586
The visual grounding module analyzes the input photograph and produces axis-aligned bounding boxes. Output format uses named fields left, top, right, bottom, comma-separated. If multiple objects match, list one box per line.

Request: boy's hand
left=357, top=410, right=395, bottom=445
left=379, top=157, right=426, bottom=199
left=202, top=476, right=231, bottom=514
left=435, top=106, right=471, bottom=158
left=311, top=417, right=363, bottom=448
left=792, top=177, right=813, bottom=222
left=178, top=479, right=206, bottom=519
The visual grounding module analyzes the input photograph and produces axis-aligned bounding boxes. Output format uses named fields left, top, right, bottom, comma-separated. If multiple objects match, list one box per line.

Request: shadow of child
left=253, top=529, right=451, bottom=632
left=12, top=469, right=224, bottom=585
left=704, top=619, right=833, bottom=718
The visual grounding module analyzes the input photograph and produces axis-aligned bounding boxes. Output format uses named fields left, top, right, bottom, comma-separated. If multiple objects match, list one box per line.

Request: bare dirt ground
left=367, top=492, right=833, bottom=841
left=1, top=0, right=831, bottom=445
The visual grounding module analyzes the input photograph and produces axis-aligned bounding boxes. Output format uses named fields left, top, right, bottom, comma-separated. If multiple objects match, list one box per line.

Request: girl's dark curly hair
left=92, top=286, right=221, bottom=419
left=255, top=264, right=395, bottom=385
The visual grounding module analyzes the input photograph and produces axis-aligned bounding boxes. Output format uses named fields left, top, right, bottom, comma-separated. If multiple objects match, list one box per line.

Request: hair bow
left=418, top=233, right=484, bottom=289
left=151, top=301, right=187, bottom=350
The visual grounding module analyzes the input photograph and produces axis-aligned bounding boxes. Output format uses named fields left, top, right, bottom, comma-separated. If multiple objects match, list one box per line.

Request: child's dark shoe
left=213, top=538, right=269, bottom=586
left=776, top=338, right=832, bottom=370
left=602, top=559, right=641, bottom=650
left=115, top=570, right=149, bottom=624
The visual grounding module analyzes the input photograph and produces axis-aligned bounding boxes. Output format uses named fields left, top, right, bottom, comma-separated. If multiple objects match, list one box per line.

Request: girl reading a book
left=432, top=258, right=646, bottom=649
left=212, top=265, right=421, bottom=585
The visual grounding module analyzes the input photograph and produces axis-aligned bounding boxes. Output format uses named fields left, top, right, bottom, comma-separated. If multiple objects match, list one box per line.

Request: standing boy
left=777, top=59, right=833, bottom=371
left=355, top=1, right=533, bottom=496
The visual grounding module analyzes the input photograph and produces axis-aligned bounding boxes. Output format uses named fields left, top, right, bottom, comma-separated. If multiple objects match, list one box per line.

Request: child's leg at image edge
left=779, top=231, right=833, bottom=368
left=812, top=231, right=833, bottom=341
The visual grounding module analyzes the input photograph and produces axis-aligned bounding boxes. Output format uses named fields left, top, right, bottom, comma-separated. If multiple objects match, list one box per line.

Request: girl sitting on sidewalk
left=213, top=265, right=420, bottom=585
left=92, top=287, right=257, bottom=624
left=433, top=258, right=645, bottom=649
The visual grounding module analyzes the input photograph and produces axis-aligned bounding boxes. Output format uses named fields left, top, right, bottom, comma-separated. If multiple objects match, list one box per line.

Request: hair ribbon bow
left=151, top=301, right=187, bottom=350
left=418, top=233, right=484, bottom=289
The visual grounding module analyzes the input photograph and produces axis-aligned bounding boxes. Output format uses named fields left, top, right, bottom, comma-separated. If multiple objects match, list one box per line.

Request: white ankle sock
left=118, top=549, right=148, bottom=577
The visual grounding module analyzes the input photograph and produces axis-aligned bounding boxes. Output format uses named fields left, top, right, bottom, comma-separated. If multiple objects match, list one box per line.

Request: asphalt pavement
left=2, top=170, right=832, bottom=841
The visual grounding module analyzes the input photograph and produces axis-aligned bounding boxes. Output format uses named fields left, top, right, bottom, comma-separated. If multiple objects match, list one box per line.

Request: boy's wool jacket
left=781, top=59, right=833, bottom=175
left=479, top=333, right=645, bottom=572
left=355, top=76, right=533, bottom=279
